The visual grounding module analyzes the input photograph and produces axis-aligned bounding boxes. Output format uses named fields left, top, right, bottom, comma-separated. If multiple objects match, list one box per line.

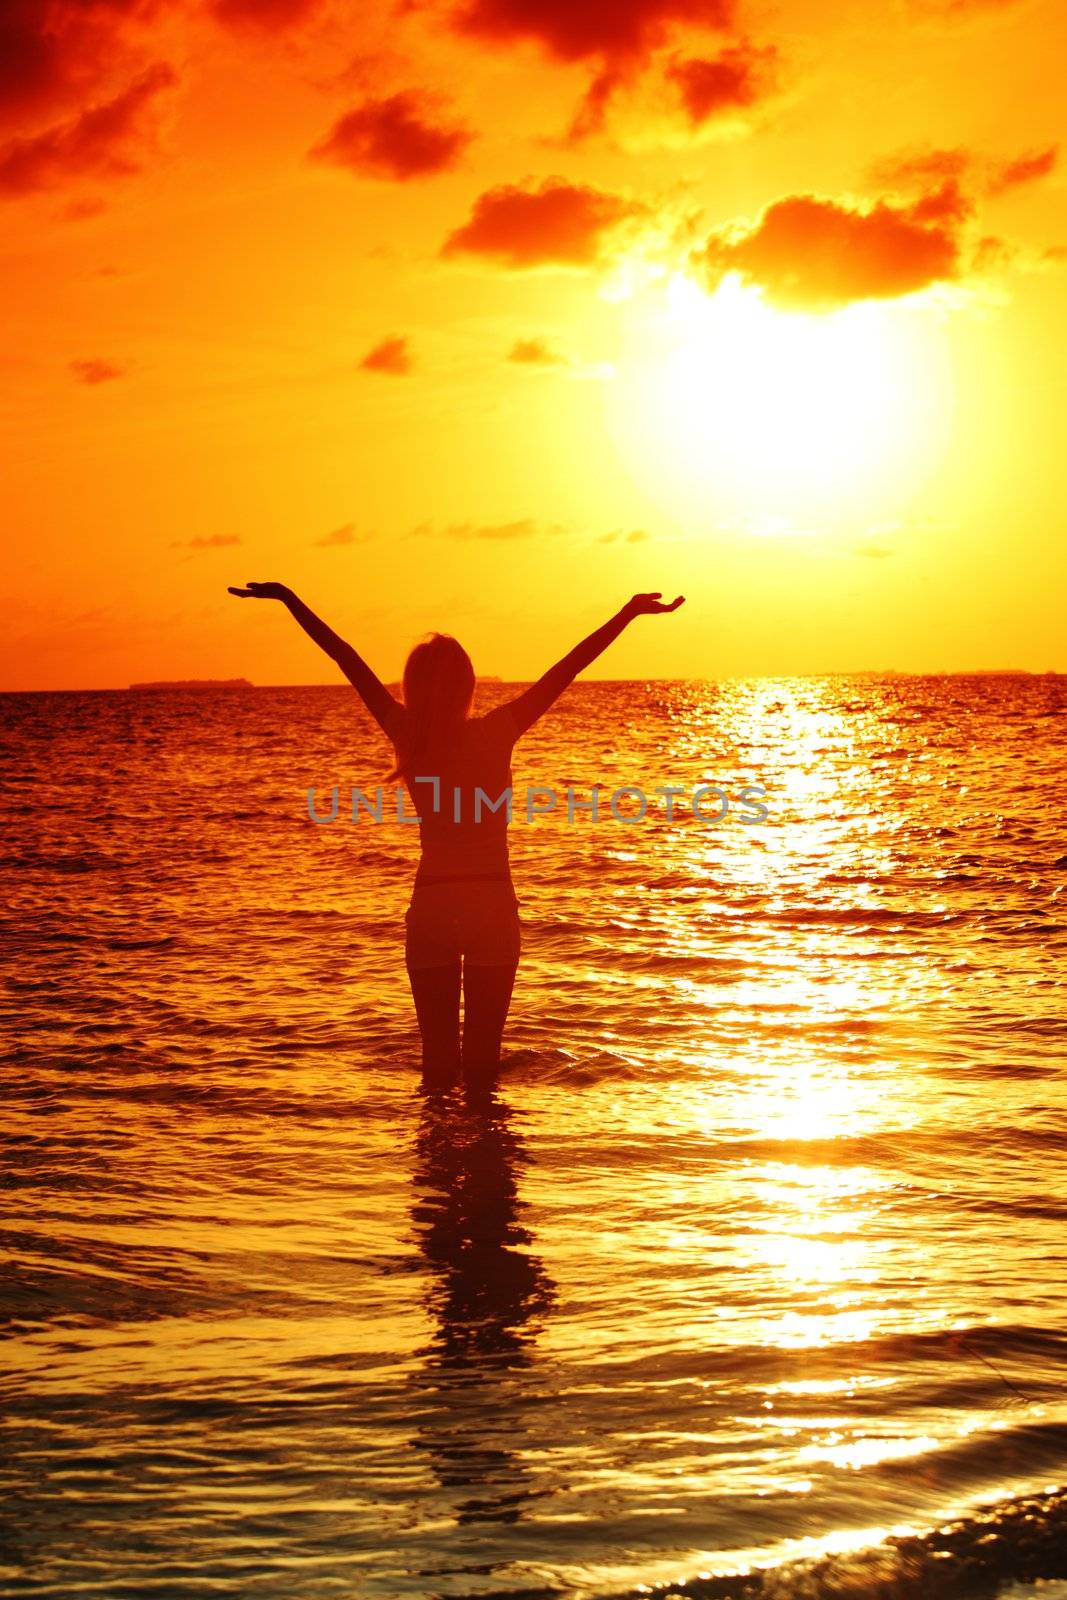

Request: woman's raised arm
left=504, top=592, right=684, bottom=739
left=228, top=582, right=402, bottom=737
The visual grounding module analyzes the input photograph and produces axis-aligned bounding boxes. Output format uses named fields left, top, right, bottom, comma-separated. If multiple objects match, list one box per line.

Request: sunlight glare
left=607, top=271, right=954, bottom=528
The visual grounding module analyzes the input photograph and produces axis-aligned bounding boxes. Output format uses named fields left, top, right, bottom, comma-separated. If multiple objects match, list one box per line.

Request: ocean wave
left=613, top=1483, right=1067, bottom=1600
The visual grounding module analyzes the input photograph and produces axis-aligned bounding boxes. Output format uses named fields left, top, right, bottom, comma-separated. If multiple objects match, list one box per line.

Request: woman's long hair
left=390, top=633, right=475, bottom=782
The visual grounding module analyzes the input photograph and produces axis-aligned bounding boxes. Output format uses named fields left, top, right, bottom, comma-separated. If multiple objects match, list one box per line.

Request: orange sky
left=2, top=0, right=1064, bottom=688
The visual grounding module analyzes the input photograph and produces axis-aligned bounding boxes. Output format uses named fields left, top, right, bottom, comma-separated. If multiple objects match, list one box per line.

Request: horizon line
left=2, top=668, right=1064, bottom=694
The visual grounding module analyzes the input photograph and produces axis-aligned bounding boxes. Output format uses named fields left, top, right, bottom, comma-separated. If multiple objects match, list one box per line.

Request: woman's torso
left=402, top=706, right=517, bottom=885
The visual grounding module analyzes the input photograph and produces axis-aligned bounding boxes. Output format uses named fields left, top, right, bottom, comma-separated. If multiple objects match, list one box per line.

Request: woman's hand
left=227, top=581, right=292, bottom=601
left=623, top=592, right=685, bottom=617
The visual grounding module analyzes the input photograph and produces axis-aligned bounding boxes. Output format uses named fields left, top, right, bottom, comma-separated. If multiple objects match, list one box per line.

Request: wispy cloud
left=313, top=522, right=371, bottom=548
left=59, top=196, right=108, bottom=222
left=410, top=518, right=653, bottom=543
left=359, top=335, right=412, bottom=374
left=171, top=534, right=242, bottom=550
left=410, top=517, right=567, bottom=540
left=507, top=336, right=570, bottom=366
left=986, top=144, right=1058, bottom=195
left=70, top=357, right=124, bottom=384
left=875, top=142, right=1058, bottom=199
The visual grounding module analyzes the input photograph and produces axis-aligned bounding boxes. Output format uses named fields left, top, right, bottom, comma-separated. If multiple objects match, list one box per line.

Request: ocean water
left=2, top=675, right=1066, bottom=1600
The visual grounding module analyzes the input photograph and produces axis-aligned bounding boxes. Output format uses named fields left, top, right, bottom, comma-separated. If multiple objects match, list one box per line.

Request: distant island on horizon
left=129, top=678, right=254, bottom=689
left=1, top=669, right=1051, bottom=693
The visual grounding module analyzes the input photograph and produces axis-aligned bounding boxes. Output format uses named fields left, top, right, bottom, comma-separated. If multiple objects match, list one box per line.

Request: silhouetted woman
left=228, top=582, right=684, bottom=1083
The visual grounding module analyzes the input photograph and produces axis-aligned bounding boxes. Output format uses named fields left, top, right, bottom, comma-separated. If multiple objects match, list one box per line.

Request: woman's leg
left=407, top=961, right=462, bottom=1082
left=405, top=887, right=462, bottom=1081
left=462, top=961, right=518, bottom=1082
left=459, top=884, right=521, bottom=1084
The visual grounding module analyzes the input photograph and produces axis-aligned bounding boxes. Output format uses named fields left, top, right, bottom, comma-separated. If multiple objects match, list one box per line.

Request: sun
left=605, top=271, right=955, bottom=534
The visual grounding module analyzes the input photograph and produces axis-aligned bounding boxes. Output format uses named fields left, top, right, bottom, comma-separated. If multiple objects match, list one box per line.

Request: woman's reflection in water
left=407, top=1076, right=555, bottom=1529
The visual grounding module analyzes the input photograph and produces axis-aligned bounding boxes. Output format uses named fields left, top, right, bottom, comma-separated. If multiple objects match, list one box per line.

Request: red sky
left=2, top=0, right=1065, bottom=686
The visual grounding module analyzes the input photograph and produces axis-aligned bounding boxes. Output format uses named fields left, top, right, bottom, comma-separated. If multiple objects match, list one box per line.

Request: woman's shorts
left=405, top=879, right=521, bottom=970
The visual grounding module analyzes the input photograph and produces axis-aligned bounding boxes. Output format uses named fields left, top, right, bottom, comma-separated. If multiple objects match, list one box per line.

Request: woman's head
left=403, top=633, right=475, bottom=722
left=392, top=633, right=475, bottom=779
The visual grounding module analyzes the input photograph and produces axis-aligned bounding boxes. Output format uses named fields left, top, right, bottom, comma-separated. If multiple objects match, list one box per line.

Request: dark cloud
left=694, top=190, right=968, bottom=310
left=860, top=145, right=1057, bottom=286
left=70, top=357, right=124, bottom=384
left=507, top=336, right=569, bottom=366
left=0, top=0, right=150, bottom=128
left=448, top=0, right=738, bottom=137
left=0, top=63, right=176, bottom=196
left=450, top=0, right=734, bottom=65
left=442, top=176, right=644, bottom=267
left=0, top=1, right=71, bottom=124
left=309, top=91, right=473, bottom=182
left=0, top=0, right=320, bottom=148
left=667, top=42, right=776, bottom=124
left=359, top=335, right=413, bottom=374
left=567, top=37, right=776, bottom=139
left=598, top=527, right=650, bottom=543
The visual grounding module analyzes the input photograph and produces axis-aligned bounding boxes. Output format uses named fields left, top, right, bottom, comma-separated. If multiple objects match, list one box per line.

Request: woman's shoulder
left=472, top=702, right=518, bottom=741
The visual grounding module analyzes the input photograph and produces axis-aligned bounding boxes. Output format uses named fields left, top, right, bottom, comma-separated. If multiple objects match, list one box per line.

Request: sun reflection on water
left=6, top=676, right=1067, bottom=1598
